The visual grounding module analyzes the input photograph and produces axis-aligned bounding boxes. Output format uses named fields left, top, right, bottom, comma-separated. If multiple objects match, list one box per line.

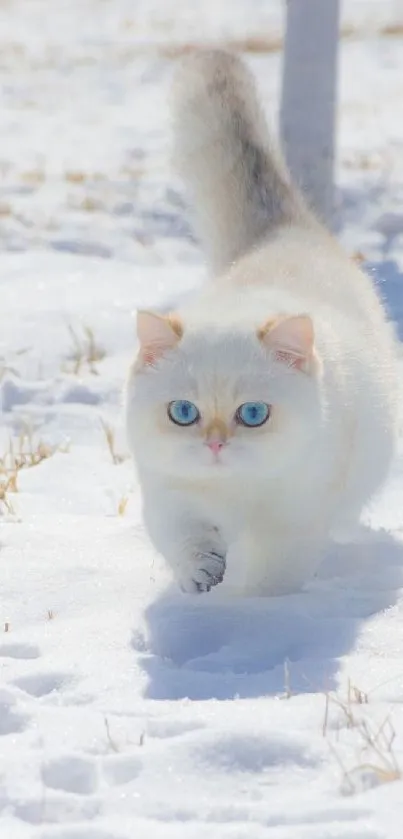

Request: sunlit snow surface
left=2, top=2, right=403, bottom=837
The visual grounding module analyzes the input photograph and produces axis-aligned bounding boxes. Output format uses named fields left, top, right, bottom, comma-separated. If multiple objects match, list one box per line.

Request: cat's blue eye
left=168, top=400, right=200, bottom=426
left=235, top=402, right=270, bottom=428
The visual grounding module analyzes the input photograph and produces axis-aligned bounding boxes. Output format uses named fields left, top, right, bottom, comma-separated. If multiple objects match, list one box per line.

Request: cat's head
left=127, top=310, right=323, bottom=480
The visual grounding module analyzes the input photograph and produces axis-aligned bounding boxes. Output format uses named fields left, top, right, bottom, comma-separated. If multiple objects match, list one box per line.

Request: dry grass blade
left=117, top=495, right=129, bottom=516
left=0, top=347, right=32, bottom=382
left=0, top=478, right=16, bottom=514
left=279, top=659, right=292, bottom=700
left=380, top=23, right=403, bottom=36
left=100, top=419, right=127, bottom=465
left=104, top=717, right=119, bottom=753
left=64, top=323, right=106, bottom=376
left=0, top=424, right=69, bottom=488
left=67, top=324, right=85, bottom=376
left=323, top=682, right=401, bottom=794
left=0, top=363, right=21, bottom=381
left=65, top=170, right=86, bottom=183
left=345, top=717, right=401, bottom=791
left=83, top=325, right=105, bottom=370
left=348, top=679, right=368, bottom=706
left=322, top=680, right=369, bottom=737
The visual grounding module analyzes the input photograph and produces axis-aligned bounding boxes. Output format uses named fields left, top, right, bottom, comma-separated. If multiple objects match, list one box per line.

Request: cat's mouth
left=204, top=440, right=228, bottom=464
left=206, top=448, right=229, bottom=468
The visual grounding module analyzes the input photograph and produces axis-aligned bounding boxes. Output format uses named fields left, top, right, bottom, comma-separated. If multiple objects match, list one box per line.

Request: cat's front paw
left=179, top=550, right=226, bottom=594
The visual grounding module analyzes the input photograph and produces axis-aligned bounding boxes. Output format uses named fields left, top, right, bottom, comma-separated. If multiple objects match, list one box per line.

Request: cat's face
left=127, top=311, right=322, bottom=480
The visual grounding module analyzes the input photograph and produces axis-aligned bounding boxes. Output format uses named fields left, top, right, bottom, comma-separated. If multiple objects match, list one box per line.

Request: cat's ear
left=136, top=310, right=183, bottom=366
left=258, top=315, right=315, bottom=372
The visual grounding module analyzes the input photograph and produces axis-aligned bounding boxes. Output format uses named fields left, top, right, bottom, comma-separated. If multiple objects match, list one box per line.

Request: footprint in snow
left=0, top=687, right=30, bottom=736
left=13, top=671, right=73, bottom=699
left=102, top=754, right=142, bottom=786
left=13, top=793, right=100, bottom=826
left=37, top=735, right=144, bottom=795
left=0, top=641, right=40, bottom=660
left=41, top=755, right=98, bottom=796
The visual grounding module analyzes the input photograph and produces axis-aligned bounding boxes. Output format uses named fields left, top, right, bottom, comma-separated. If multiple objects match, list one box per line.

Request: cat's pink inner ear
left=136, top=310, right=183, bottom=366
left=258, top=315, right=314, bottom=370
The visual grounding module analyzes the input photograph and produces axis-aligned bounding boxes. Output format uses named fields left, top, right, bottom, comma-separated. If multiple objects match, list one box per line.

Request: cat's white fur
left=126, top=50, right=398, bottom=596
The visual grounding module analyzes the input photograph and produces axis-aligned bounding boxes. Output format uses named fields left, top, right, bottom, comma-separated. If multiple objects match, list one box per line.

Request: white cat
left=126, top=50, right=398, bottom=596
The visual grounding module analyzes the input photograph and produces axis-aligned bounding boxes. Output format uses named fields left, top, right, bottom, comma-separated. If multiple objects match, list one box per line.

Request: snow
left=2, top=1, right=403, bottom=837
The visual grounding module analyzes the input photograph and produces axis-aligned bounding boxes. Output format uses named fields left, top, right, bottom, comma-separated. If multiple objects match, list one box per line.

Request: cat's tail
left=172, top=49, right=314, bottom=274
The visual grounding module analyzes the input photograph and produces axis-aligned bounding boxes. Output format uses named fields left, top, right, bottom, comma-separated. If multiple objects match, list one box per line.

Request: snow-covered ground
left=2, top=2, right=403, bottom=837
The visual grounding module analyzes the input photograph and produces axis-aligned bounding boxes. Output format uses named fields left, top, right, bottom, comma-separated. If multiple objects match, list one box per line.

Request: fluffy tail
left=172, top=50, right=313, bottom=274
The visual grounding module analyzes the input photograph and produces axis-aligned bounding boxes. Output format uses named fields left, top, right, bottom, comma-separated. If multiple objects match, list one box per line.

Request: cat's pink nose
left=207, top=440, right=224, bottom=455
